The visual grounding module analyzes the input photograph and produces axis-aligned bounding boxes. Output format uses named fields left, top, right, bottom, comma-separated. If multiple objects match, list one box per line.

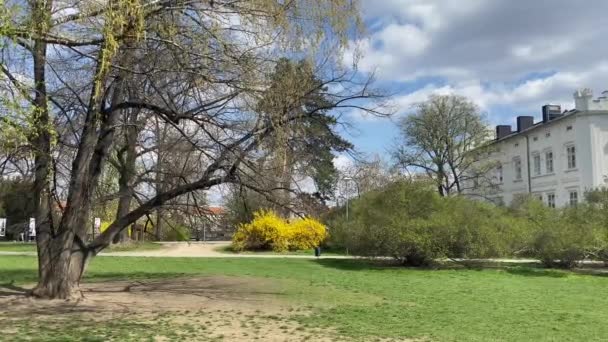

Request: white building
left=471, top=88, right=608, bottom=207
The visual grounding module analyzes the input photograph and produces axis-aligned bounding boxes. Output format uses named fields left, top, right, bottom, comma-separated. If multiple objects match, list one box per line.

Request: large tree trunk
left=32, top=233, right=90, bottom=299
left=272, top=141, right=293, bottom=217
left=154, top=117, right=166, bottom=241
left=30, top=0, right=57, bottom=297
left=32, top=21, right=132, bottom=298
left=113, top=110, right=139, bottom=243
left=277, top=149, right=293, bottom=217
left=114, top=193, right=132, bottom=243
left=155, top=208, right=163, bottom=241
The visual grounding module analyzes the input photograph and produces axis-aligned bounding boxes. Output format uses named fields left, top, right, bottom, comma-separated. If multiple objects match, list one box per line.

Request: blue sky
left=337, top=0, right=608, bottom=160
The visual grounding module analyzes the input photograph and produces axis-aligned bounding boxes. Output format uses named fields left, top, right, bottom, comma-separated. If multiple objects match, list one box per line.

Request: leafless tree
left=393, top=95, right=495, bottom=197
left=0, top=0, right=386, bottom=299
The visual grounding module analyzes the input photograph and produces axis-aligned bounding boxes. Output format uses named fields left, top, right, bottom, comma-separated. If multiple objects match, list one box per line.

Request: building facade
left=470, top=88, right=608, bottom=207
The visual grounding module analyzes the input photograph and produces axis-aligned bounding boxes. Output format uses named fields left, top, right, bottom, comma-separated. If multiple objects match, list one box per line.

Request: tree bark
left=154, top=117, right=166, bottom=241
left=31, top=233, right=90, bottom=299
left=114, top=189, right=133, bottom=243
left=278, top=148, right=293, bottom=217
left=113, top=109, right=139, bottom=243
left=32, top=13, right=133, bottom=298
left=155, top=208, right=163, bottom=241
left=30, top=0, right=57, bottom=297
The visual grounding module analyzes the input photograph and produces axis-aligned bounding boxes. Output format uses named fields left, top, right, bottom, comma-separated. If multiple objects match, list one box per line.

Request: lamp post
left=342, top=176, right=356, bottom=221
left=340, top=176, right=357, bottom=257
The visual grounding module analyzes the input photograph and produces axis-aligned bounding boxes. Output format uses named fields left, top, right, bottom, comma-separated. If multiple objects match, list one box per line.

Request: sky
left=339, top=0, right=608, bottom=159
left=210, top=0, right=608, bottom=204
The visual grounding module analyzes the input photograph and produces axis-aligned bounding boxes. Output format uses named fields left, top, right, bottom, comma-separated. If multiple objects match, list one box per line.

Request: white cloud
left=293, top=176, right=317, bottom=194
left=206, top=185, right=229, bottom=206
left=387, top=62, right=608, bottom=125
left=377, top=24, right=430, bottom=57
left=349, top=0, right=608, bottom=83
left=333, top=154, right=354, bottom=172
left=511, top=45, right=532, bottom=59
left=510, top=40, right=573, bottom=62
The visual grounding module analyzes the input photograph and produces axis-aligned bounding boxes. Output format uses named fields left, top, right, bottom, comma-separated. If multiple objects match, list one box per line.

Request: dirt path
left=110, top=241, right=235, bottom=257
left=111, top=242, right=351, bottom=258
left=0, top=241, right=353, bottom=259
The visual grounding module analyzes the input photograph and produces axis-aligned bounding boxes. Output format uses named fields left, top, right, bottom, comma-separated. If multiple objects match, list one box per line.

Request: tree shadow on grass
left=504, top=267, right=569, bottom=278
left=310, top=258, right=401, bottom=271
left=0, top=281, right=30, bottom=297
left=0, top=269, right=203, bottom=285
left=1, top=273, right=288, bottom=319
left=83, top=271, right=193, bottom=283
left=311, top=258, right=608, bottom=278
left=0, top=269, right=38, bottom=288
left=82, top=273, right=288, bottom=299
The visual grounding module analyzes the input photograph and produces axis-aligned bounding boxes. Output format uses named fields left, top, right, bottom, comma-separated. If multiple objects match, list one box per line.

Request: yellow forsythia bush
left=289, top=217, right=327, bottom=250
left=99, top=221, right=111, bottom=232
left=100, top=221, right=132, bottom=237
left=232, top=210, right=290, bottom=252
left=232, top=210, right=328, bottom=252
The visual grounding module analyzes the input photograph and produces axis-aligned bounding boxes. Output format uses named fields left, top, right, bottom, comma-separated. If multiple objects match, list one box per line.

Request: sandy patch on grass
left=100, top=241, right=352, bottom=259
left=0, top=276, right=365, bottom=341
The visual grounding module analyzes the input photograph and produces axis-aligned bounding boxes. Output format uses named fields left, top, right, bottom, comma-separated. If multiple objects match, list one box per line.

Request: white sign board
left=29, top=218, right=36, bottom=237
left=94, top=217, right=101, bottom=233
left=0, top=218, right=6, bottom=237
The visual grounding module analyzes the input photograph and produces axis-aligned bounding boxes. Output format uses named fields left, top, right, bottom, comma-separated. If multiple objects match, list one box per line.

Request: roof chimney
left=495, top=125, right=512, bottom=140
left=516, top=116, right=534, bottom=132
left=574, top=88, right=593, bottom=111
left=542, top=105, right=562, bottom=122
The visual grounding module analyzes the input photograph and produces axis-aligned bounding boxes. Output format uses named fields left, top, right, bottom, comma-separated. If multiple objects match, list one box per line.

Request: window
left=569, top=191, right=578, bottom=206
left=514, top=143, right=519, bottom=147
left=566, top=125, right=573, bottom=131
left=547, top=193, right=556, bottom=208
left=497, top=164, right=503, bottom=183
left=536, top=194, right=543, bottom=202
left=533, top=153, right=541, bottom=176
left=513, top=157, right=522, bottom=180
left=545, top=151, right=554, bottom=173
left=546, top=132, right=551, bottom=137
left=566, top=145, right=576, bottom=169
left=533, top=136, right=538, bottom=141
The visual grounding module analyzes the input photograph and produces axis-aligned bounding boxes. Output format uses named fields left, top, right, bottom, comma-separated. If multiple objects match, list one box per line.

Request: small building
left=467, top=88, right=608, bottom=207
left=189, top=206, right=233, bottom=241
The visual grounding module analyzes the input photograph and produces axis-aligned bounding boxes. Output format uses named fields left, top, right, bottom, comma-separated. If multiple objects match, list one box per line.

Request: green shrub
left=507, top=198, right=608, bottom=268
left=424, top=197, right=521, bottom=259
left=326, top=182, right=608, bottom=268
left=326, top=180, right=514, bottom=265
left=163, top=224, right=191, bottom=241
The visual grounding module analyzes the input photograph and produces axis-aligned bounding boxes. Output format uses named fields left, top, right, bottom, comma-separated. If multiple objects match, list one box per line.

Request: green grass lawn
left=0, top=241, right=162, bottom=253
left=104, top=241, right=163, bottom=252
left=0, top=242, right=42, bottom=252
left=1, top=256, right=607, bottom=341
